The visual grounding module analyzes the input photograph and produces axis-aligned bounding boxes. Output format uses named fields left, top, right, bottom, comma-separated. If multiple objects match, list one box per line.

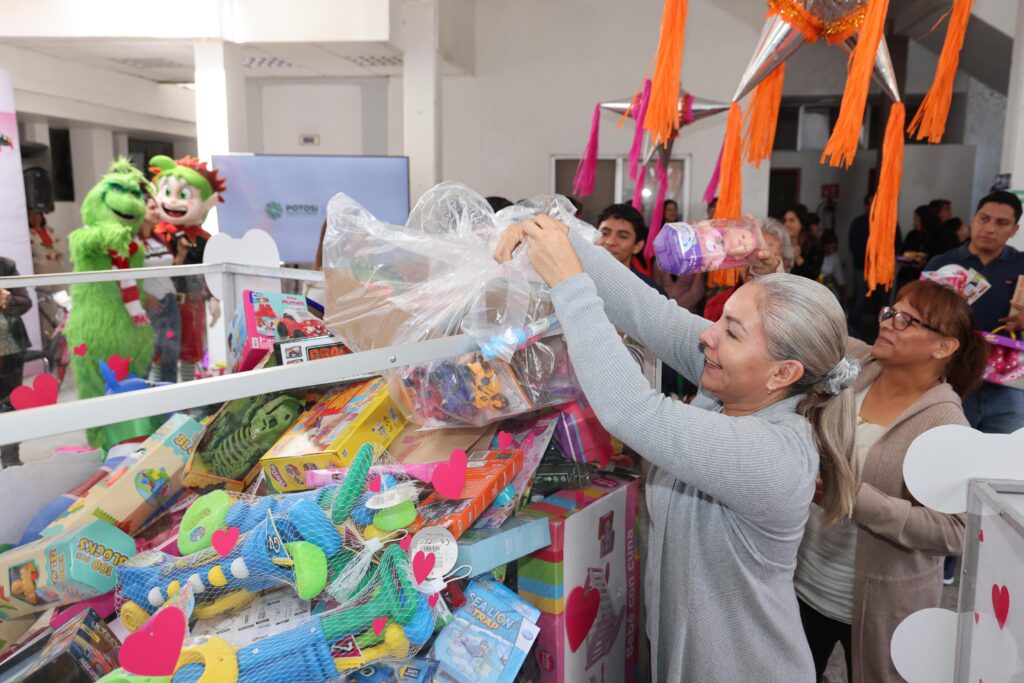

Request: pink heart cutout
left=120, top=606, right=186, bottom=676
left=979, top=529, right=984, bottom=542
left=166, top=330, right=175, bottom=339
left=107, top=354, right=133, bottom=382
left=211, top=527, right=240, bottom=557
left=10, top=374, right=59, bottom=410
left=497, top=431, right=514, bottom=451
left=369, top=476, right=382, bottom=493
left=399, top=535, right=412, bottom=552
left=975, top=611, right=980, bottom=624
left=372, top=616, right=387, bottom=637
left=413, top=551, right=436, bottom=584
left=565, top=585, right=601, bottom=653
left=992, top=584, right=1010, bottom=630
left=428, top=594, right=439, bottom=608
left=432, top=449, right=468, bottom=499
left=73, top=343, right=87, bottom=357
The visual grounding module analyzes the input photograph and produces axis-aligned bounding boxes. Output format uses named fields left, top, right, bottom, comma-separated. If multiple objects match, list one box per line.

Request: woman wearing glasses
left=795, top=279, right=987, bottom=683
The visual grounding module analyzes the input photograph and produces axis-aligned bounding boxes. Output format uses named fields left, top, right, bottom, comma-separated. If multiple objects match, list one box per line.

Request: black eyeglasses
left=878, top=306, right=942, bottom=333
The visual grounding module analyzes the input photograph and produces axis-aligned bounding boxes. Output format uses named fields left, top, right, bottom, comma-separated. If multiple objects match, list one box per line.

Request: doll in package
left=654, top=217, right=764, bottom=275
left=321, top=183, right=588, bottom=428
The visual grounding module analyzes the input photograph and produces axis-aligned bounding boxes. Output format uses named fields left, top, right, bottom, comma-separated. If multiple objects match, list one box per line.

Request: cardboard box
left=456, top=515, right=551, bottom=577
left=410, top=449, right=524, bottom=540
left=274, top=335, right=350, bottom=366
left=518, top=475, right=639, bottom=683
left=0, top=520, right=135, bottom=619
left=388, top=424, right=495, bottom=465
left=260, top=377, right=407, bottom=493
left=42, top=414, right=204, bottom=537
left=19, top=608, right=120, bottom=682
left=228, top=290, right=329, bottom=373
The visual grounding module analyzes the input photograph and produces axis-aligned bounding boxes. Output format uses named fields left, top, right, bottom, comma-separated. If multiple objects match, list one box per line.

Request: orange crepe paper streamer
left=743, top=63, right=786, bottom=168
left=714, top=101, right=744, bottom=220
left=821, top=0, right=890, bottom=169
left=907, top=0, right=974, bottom=143
left=768, top=0, right=824, bottom=42
left=865, top=102, right=905, bottom=293
left=644, top=0, right=688, bottom=147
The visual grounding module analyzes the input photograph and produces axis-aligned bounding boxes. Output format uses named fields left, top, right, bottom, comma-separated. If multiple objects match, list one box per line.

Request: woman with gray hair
left=496, top=216, right=858, bottom=682
left=762, top=217, right=795, bottom=272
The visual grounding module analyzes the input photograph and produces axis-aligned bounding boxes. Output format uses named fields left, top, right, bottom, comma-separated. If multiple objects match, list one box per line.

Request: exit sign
left=821, top=184, right=839, bottom=199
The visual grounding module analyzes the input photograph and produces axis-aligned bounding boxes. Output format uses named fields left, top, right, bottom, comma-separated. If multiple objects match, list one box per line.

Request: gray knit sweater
left=549, top=231, right=817, bottom=682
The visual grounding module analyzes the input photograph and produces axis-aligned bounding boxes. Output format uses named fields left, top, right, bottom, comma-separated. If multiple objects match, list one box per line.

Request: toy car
left=276, top=311, right=329, bottom=339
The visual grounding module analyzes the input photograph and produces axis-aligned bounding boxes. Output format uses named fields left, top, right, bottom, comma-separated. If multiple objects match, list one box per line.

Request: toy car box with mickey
left=41, top=414, right=203, bottom=538
left=518, top=474, right=640, bottom=683
left=18, top=608, right=120, bottom=683
left=275, top=335, right=350, bottom=366
left=259, top=377, right=407, bottom=493
left=0, top=519, right=135, bottom=619
left=407, top=448, right=524, bottom=541
left=229, top=290, right=329, bottom=373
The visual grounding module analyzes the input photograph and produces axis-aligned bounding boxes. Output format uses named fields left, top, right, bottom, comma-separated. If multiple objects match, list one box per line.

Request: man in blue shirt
left=927, top=190, right=1024, bottom=434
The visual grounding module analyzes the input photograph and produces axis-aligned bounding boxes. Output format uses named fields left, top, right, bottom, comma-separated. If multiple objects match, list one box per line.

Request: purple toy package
left=654, top=218, right=763, bottom=275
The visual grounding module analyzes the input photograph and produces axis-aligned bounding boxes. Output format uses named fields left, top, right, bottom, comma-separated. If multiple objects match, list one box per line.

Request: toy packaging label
left=190, top=588, right=312, bottom=647
left=0, top=520, right=135, bottom=619
left=229, top=290, right=329, bottom=373
left=456, top=515, right=552, bottom=579
left=431, top=578, right=540, bottom=683
left=20, top=607, right=120, bottom=682
left=475, top=415, right=558, bottom=529
left=275, top=335, right=350, bottom=366
left=260, top=377, right=407, bottom=492
left=519, top=475, right=640, bottom=683
left=42, top=414, right=203, bottom=537
left=410, top=449, right=524, bottom=540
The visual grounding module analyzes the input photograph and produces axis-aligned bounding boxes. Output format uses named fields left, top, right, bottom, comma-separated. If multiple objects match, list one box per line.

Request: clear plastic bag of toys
left=653, top=217, right=764, bottom=275
left=322, top=182, right=591, bottom=428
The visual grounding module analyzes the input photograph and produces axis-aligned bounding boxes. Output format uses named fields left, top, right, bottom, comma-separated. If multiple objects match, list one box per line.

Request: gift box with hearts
left=518, top=474, right=639, bottom=683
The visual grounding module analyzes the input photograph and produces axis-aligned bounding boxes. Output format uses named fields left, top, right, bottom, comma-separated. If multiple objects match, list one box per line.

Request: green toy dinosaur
left=66, top=158, right=155, bottom=445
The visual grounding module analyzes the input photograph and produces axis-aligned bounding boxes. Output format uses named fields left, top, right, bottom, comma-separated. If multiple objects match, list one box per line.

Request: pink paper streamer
left=573, top=104, right=602, bottom=198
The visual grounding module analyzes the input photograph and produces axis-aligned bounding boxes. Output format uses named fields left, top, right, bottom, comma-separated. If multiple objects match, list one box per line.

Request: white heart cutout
left=891, top=608, right=956, bottom=683
left=202, top=229, right=282, bottom=300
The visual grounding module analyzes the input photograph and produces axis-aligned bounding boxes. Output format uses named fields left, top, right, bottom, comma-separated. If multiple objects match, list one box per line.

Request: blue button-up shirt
left=927, top=244, right=1024, bottom=332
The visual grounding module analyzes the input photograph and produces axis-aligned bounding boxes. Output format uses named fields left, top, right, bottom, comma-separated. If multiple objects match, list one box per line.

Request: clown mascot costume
left=149, top=155, right=225, bottom=382
left=66, top=159, right=154, bottom=445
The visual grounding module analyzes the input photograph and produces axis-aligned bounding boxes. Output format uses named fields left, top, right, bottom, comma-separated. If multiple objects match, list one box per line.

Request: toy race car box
left=409, top=448, right=524, bottom=540
left=229, top=290, right=329, bottom=373
left=184, top=368, right=322, bottom=491
left=0, top=520, right=135, bottom=619
left=18, top=608, right=120, bottom=683
left=42, top=414, right=203, bottom=538
left=274, top=335, right=350, bottom=366
left=518, top=474, right=640, bottom=683
left=259, top=377, right=407, bottom=493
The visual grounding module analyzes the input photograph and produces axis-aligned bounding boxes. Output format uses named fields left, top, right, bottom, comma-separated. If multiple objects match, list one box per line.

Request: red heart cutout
left=10, top=374, right=59, bottom=410
left=428, top=594, right=439, bottom=608
left=399, top=535, right=412, bottom=552
left=166, top=330, right=175, bottom=339
left=413, top=551, right=436, bottom=584
left=107, top=354, right=133, bottom=382
left=372, top=616, right=387, bottom=637
left=565, top=585, right=601, bottom=653
left=73, top=344, right=87, bottom=357
left=497, top=431, right=514, bottom=452
left=432, top=449, right=468, bottom=499
left=120, top=606, right=186, bottom=676
left=369, top=476, right=382, bottom=493
left=992, top=584, right=1010, bottom=630
left=975, top=611, right=980, bottom=624
left=211, top=527, right=240, bottom=557
left=979, top=529, right=984, bottom=542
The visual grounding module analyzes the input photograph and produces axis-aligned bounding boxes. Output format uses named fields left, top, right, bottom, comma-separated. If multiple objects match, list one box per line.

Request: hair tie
left=821, top=356, right=860, bottom=395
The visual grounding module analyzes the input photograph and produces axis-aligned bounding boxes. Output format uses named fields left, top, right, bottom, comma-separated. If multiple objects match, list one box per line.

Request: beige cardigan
left=846, top=339, right=968, bottom=683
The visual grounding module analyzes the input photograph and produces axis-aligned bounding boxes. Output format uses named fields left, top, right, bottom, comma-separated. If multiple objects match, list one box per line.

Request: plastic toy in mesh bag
left=321, top=182, right=590, bottom=427
left=116, top=507, right=334, bottom=631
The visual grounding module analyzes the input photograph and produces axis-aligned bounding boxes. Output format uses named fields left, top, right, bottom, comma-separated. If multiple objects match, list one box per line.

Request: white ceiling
left=3, top=38, right=405, bottom=82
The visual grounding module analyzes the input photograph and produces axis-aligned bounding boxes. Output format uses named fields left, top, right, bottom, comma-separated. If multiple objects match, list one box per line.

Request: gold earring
left=766, top=384, right=773, bottom=395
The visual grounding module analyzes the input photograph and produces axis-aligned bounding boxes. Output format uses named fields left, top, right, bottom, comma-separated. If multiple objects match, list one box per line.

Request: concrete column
left=193, top=39, right=248, bottom=162
left=22, top=119, right=50, bottom=145
left=402, top=0, right=442, bottom=204
left=1001, top=0, right=1024, bottom=248
left=387, top=76, right=404, bottom=157
left=113, top=132, right=129, bottom=159
left=69, top=126, right=115, bottom=210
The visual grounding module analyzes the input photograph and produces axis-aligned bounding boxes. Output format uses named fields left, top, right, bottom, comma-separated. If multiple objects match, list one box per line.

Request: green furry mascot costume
left=66, top=159, right=154, bottom=445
